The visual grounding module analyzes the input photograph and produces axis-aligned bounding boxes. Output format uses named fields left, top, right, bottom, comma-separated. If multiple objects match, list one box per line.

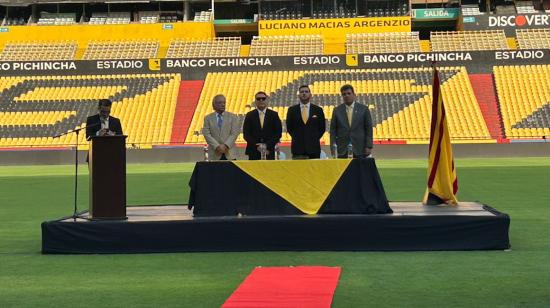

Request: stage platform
left=41, top=202, right=510, bottom=254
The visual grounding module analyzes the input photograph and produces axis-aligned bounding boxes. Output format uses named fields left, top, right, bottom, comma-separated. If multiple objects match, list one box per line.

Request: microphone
left=53, top=122, right=101, bottom=139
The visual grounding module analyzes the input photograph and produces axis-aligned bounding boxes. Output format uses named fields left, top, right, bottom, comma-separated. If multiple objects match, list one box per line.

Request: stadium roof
left=0, top=0, right=200, bottom=5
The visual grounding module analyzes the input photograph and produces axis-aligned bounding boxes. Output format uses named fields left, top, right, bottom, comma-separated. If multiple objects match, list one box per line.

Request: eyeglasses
left=256, top=97, right=267, bottom=101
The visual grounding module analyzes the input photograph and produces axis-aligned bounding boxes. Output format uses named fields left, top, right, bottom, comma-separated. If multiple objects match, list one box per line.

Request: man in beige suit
left=202, top=94, right=241, bottom=160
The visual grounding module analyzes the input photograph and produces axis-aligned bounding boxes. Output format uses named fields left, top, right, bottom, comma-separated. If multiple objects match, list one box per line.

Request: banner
left=259, top=17, right=411, bottom=42
left=463, top=13, right=550, bottom=35
left=413, top=8, right=459, bottom=20
left=0, top=50, right=549, bottom=77
left=214, top=19, right=254, bottom=24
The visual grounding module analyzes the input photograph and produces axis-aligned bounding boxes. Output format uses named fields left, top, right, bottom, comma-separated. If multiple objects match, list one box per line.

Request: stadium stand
left=107, top=12, right=131, bottom=24
left=82, top=40, right=159, bottom=60
left=495, top=5, right=516, bottom=15
left=184, top=67, right=491, bottom=145
left=159, top=13, right=179, bottom=23
left=88, top=13, right=108, bottom=24
left=461, top=5, right=484, bottom=15
left=0, top=74, right=180, bottom=148
left=166, top=37, right=241, bottom=58
left=249, top=35, right=323, bottom=56
left=258, top=1, right=306, bottom=19
left=1, top=16, right=27, bottom=26
left=262, top=10, right=303, bottom=20
left=37, top=13, right=76, bottom=25
left=193, top=11, right=212, bottom=22
left=2, top=7, right=547, bottom=147
left=366, top=0, right=409, bottom=17
left=516, top=29, right=550, bottom=49
left=346, top=32, right=421, bottom=54
left=88, top=12, right=131, bottom=24
left=0, top=41, right=77, bottom=61
left=139, top=12, right=159, bottom=24
left=515, top=1, right=539, bottom=14
left=494, top=65, right=550, bottom=139
left=430, top=30, right=508, bottom=51
left=312, top=9, right=356, bottom=19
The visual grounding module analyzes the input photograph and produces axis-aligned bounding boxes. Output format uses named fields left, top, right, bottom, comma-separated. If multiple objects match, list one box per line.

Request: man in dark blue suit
left=86, top=99, right=123, bottom=140
left=285, top=85, right=326, bottom=159
left=330, top=84, right=373, bottom=158
left=243, top=91, right=282, bottom=160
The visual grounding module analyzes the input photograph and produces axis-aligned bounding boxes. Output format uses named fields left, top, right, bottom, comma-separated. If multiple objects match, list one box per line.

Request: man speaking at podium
left=86, top=99, right=124, bottom=140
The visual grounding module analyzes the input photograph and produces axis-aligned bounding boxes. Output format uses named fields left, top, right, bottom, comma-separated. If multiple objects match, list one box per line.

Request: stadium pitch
left=1, top=157, right=549, bottom=307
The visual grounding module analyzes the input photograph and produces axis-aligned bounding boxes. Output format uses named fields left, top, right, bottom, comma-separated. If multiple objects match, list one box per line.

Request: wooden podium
left=89, top=135, right=127, bottom=220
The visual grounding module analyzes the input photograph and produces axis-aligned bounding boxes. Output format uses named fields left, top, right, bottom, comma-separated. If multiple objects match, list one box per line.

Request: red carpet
left=222, top=266, right=341, bottom=308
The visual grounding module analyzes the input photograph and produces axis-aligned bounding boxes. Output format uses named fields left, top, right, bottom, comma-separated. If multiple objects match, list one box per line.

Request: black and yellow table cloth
left=188, top=158, right=392, bottom=217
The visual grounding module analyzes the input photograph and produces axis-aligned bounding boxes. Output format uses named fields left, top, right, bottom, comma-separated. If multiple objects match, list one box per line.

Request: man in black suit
left=86, top=99, right=123, bottom=140
left=243, top=91, right=282, bottom=160
left=286, top=85, right=326, bottom=159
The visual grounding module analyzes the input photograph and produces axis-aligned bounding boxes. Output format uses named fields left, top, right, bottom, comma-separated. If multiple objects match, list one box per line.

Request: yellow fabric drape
left=233, top=160, right=352, bottom=214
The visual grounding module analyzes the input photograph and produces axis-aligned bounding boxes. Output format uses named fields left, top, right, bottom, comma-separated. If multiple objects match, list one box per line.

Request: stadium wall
left=0, top=143, right=549, bottom=165
left=0, top=23, right=215, bottom=52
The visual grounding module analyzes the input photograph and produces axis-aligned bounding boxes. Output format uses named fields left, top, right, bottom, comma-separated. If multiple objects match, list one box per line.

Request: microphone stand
left=54, top=123, right=99, bottom=221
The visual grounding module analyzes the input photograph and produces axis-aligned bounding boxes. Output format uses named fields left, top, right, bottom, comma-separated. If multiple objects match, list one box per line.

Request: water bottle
left=274, top=143, right=280, bottom=160
left=203, top=145, right=209, bottom=161
left=347, top=142, right=353, bottom=159
left=332, top=143, right=338, bottom=159
left=259, top=143, right=267, bottom=160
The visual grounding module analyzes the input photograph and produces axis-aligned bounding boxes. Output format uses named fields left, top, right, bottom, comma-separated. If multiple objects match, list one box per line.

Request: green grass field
left=1, top=158, right=550, bottom=307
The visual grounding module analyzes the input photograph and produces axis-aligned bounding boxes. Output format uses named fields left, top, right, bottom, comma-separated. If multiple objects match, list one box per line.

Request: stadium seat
left=249, top=35, right=323, bottom=56
left=83, top=40, right=159, bottom=60
left=193, top=11, right=212, bottom=22
left=183, top=67, right=492, bottom=145
left=167, top=37, right=241, bottom=58
left=516, top=29, right=550, bottom=49
left=431, top=30, right=508, bottom=51
left=139, top=12, right=159, bottom=24
left=346, top=32, right=421, bottom=54
left=494, top=65, right=550, bottom=139
left=461, top=5, right=484, bottom=15
left=0, top=74, right=180, bottom=149
left=0, top=41, right=77, bottom=61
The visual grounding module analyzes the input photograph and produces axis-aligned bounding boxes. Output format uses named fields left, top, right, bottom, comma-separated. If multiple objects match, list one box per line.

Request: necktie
left=346, top=105, right=353, bottom=127
left=259, top=111, right=265, bottom=129
left=217, top=113, right=223, bottom=129
left=301, top=105, right=308, bottom=124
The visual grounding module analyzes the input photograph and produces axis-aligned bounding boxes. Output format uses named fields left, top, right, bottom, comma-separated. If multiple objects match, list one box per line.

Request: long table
left=188, top=158, right=392, bottom=217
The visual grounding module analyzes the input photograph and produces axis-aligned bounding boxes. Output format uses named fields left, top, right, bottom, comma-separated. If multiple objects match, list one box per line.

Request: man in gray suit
left=330, top=84, right=373, bottom=158
left=202, top=94, right=241, bottom=160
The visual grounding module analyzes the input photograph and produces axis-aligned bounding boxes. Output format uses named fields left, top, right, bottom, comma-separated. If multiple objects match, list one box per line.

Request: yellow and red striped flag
left=423, top=67, right=459, bottom=205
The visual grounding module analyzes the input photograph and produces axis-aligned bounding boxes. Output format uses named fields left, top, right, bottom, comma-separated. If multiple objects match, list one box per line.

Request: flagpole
left=423, top=60, right=459, bottom=205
